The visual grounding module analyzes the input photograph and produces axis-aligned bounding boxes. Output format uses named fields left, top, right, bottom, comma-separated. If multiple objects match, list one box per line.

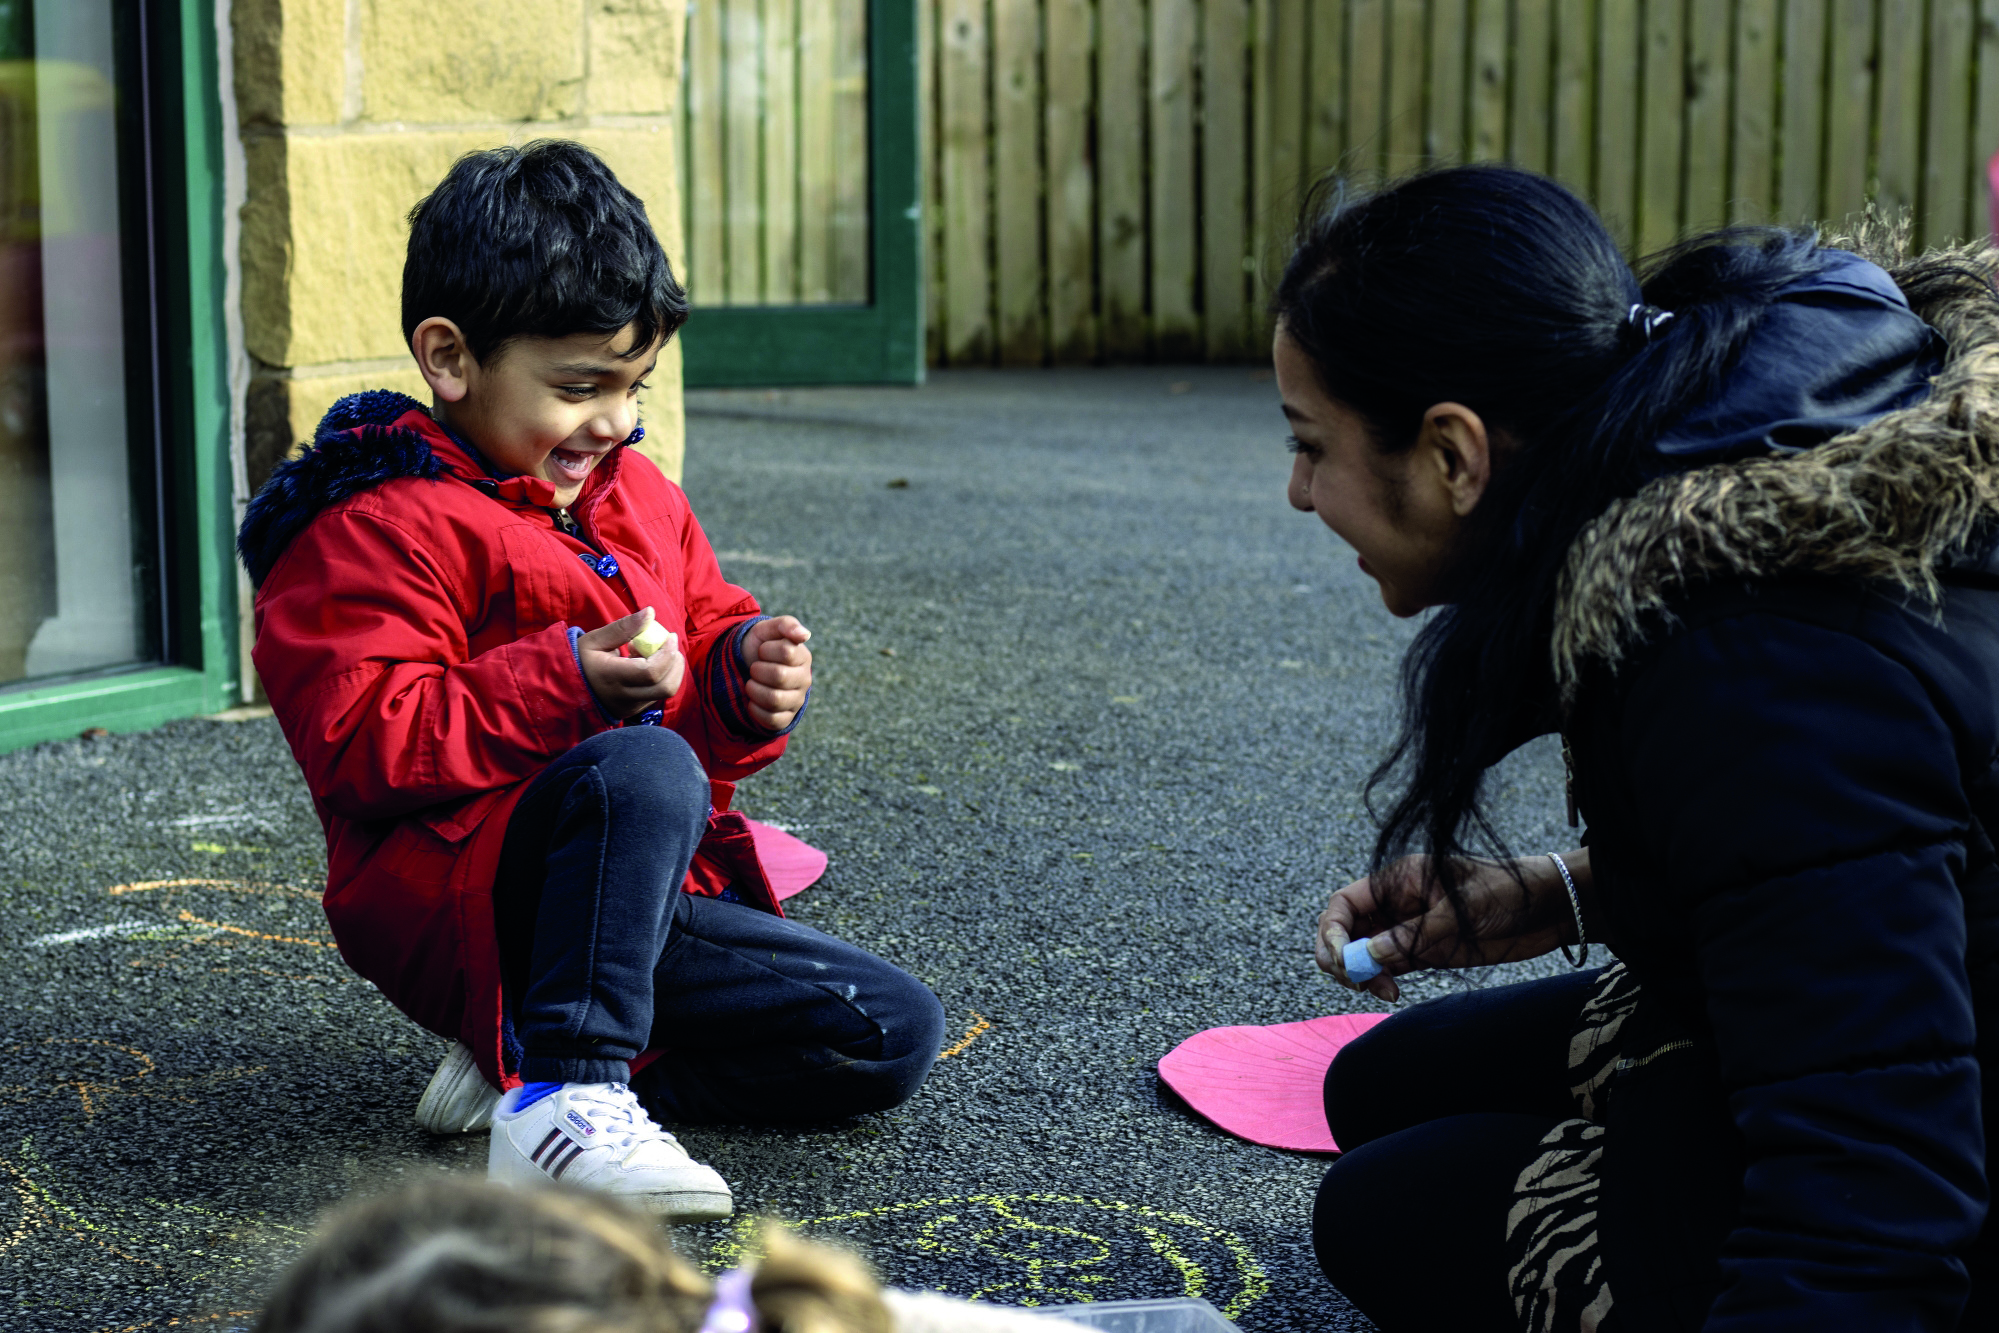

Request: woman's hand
left=1316, top=851, right=1589, bottom=1001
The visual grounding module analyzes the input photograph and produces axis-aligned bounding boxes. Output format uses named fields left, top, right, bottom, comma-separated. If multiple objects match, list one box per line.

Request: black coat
left=1568, top=571, right=1998, bottom=1332
left=1549, top=254, right=1999, bottom=1330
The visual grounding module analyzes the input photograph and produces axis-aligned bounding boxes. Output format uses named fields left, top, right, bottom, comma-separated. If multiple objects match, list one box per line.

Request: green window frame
left=678, top=0, right=923, bottom=388
left=0, top=0, right=238, bottom=753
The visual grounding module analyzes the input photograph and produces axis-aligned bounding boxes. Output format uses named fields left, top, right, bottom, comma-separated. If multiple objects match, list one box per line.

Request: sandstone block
left=587, top=0, right=683, bottom=116
left=239, top=134, right=294, bottom=366
left=232, top=0, right=346, bottom=128
left=360, top=0, right=585, bottom=123
left=280, top=130, right=510, bottom=366
left=245, top=365, right=429, bottom=494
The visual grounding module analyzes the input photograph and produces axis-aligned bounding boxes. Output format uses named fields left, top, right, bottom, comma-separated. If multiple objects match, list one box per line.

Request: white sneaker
left=414, top=1042, right=503, bottom=1134
left=487, top=1081, right=734, bottom=1221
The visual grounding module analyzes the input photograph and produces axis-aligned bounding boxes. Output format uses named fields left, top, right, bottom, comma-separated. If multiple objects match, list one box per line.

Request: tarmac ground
left=0, top=367, right=1574, bottom=1331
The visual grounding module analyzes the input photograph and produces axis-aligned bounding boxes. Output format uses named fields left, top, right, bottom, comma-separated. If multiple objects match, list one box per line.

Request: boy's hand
left=578, top=609, right=683, bottom=717
left=740, top=616, right=812, bottom=732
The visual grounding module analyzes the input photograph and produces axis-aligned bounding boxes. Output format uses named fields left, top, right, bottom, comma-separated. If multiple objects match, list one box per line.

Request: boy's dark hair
left=402, top=140, right=689, bottom=364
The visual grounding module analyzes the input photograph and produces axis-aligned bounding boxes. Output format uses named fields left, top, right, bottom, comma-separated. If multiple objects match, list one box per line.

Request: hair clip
left=698, top=1269, right=756, bottom=1333
left=622, top=424, right=645, bottom=446
left=1624, top=302, right=1676, bottom=344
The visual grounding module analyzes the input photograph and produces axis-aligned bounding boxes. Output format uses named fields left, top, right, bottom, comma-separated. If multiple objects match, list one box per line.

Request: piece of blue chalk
left=1343, top=938, right=1384, bottom=984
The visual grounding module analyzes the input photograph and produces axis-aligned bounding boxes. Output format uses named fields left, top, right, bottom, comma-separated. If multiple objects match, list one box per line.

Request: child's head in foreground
left=402, top=140, right=689, bottom=507
left=255, top=1178, right=891, bottom=1333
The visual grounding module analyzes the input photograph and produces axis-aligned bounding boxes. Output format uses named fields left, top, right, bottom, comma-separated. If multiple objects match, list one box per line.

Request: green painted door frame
left=0, top=0, right=239, bottom=753
left=679, top=0, right=923, bottom=388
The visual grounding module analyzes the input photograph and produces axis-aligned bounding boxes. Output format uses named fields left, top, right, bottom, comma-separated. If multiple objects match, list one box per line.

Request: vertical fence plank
left=1153, top=0, right=1202, bottom=356
left=723, top=0, right=764, bottom=303
left=799, top=0, right=836, bottom=303
left=993, top=0, right=1043, bottom=363
left=1468, top=0, right=1508, bottom=162
left=1347, top=0, right=1387, bottom=176
left=920, top=0, right=942, bottom=362
left=1428, top=0, right=1469, bottom=163
left=1552, top=0, right=1596, bottom=198
left=1254, top=0, right=1313, bottom=314
left=1778, top=0, right=1827, bottom=222
left=1637, top=0, right=1687, bottom=253
left=1973, top=0, right=1999, bottom=242
left=1824, top=0, right=1876, bottom=225
left=1683, top=0, right=1732, bottom=230
left=1925, top=0, right=1976, bottom=245
left=1597, top=0, right=1641, bottom=250
left=1046, top=0, right=1096, bottom=362
left=760, top=0, right=798, bottom=303
left=1203, top=0, right=1253, bottom=358
left=1100, top=0, right=1150, bottom=359
left=1510, top=0, right=1553, bottom=173
left=830, top=0, right=870, bottom=302
left=1385, top=0, right=1426, bottom=170
left=1307, top=0, right=1347, bottom=176
left=684, top=0, right=726, bottom=303
left=939, top=0, right=991, bottom=362
left=1876, top=0, right=1924, bottom=222
left=1731, top=0, right=1779, bottom=222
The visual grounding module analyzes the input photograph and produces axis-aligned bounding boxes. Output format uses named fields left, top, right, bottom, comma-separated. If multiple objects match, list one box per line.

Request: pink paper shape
left=1158, top=1013, right=1392, bottom=1154
left=744, top=818, right=829, bottom=901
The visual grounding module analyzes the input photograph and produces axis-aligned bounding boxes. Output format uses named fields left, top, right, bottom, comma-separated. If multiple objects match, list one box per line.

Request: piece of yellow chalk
left=629, top=620, right=674, bottom=658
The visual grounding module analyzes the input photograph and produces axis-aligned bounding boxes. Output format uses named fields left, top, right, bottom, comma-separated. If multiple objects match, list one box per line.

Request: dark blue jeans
left=492, top=727, right=944, bottom=1123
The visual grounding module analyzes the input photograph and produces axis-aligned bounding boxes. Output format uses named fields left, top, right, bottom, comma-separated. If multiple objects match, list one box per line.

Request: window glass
left=0, top=0, right=146, bottom=686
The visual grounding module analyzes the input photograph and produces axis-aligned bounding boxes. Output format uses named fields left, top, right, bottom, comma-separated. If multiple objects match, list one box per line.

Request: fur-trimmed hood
left=1552, top=239, right=1999, bottom=706
left=237, top=391, right=445, bottom=587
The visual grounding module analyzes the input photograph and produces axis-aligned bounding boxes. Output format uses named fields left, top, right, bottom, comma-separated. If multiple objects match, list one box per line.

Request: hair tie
left=698, top=1268, right=756, bottom=1333
left=1623, top=302, right=1676, bottom=345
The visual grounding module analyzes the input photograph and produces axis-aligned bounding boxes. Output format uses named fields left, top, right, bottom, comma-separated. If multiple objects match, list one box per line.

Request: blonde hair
left=257, top=1179, right=892, bottom=1333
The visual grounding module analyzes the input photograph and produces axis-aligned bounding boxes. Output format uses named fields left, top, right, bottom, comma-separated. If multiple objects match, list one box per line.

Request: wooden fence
left=681, top=0, right=873, bottom=307
left=917, top=0, right=1999, bottom=367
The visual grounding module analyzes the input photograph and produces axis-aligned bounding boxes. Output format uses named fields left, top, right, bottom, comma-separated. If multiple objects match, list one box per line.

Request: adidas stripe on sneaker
left=487, top=1080, right=733, bottom=1221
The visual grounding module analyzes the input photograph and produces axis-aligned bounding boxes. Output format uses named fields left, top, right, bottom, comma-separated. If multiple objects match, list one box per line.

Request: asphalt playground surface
left=0, top=367, right=1576, bottom=1331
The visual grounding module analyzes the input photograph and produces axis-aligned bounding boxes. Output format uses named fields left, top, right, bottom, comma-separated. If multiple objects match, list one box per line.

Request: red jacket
left=242, top=391, right=789, bottom=1087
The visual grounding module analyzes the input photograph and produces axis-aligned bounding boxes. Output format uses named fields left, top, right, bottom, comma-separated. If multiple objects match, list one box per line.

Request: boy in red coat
left=238, top=142, right=944, bottom=1219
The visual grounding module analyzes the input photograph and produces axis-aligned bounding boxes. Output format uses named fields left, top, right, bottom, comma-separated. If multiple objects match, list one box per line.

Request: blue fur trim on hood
left=237, top=391, right=442, bottom=587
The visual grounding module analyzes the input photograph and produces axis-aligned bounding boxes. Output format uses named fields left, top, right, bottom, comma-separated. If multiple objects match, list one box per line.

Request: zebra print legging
left=1310, top=968, right=1632, bottom=1333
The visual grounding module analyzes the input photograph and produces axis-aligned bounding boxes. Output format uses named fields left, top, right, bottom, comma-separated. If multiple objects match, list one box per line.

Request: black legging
left=1312, top=969, right=1609, bottom=1332
left=1317, top=970, right=1999, bottom=1333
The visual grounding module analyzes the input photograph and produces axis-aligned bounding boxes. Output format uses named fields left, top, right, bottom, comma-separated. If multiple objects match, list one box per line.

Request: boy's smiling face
left=412, top=318, right=661, bottom=508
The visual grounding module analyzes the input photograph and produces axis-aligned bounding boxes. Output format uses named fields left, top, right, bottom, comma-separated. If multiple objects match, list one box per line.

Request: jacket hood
left=237, top=391, right=443, bottom=587
left=1645, top=248, right=1946, bottom=468
left=1552, top=236, right=1999, bottom=706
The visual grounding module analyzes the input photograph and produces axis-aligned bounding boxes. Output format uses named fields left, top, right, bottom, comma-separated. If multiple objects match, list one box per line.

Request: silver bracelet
left=1547, top=852, right=1589, bottom=968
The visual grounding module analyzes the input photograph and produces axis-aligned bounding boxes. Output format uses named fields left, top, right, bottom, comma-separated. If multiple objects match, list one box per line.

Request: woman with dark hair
left=1282, top=165, right=1998, bottom=1331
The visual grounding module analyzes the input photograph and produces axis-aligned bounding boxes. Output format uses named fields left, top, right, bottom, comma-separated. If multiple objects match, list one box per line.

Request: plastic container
left=1032, top=1297, right=1237, bottom=1332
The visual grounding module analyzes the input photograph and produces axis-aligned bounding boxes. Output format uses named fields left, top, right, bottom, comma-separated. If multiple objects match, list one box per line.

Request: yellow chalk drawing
left=94, top=1312, right=258, bottom=1333
left=174, top=910, right=338, bottom=950
left=709, top=1193, right=1269, bottom=1320
left=0, top=1037, right=264, bottom=1121
left=92, top=879, right=342, bottom=980
left=937, top=1012, right=990, bottom=1059
left=0, top=1136, right=310, bottom=1294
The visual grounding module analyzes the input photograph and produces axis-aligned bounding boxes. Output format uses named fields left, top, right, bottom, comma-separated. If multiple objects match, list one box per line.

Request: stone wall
left=230, top=0, right=688, bottom=491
